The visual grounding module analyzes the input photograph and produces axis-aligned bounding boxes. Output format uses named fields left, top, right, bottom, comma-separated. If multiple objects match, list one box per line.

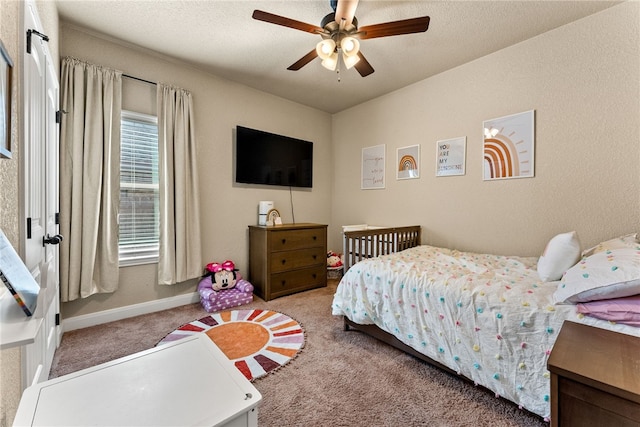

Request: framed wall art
left=0, top=39, right=13, bottom=159
left=397, top=144, right=420, bottom=180
left=483, top=110, right=535, bottom=180
left=362, top=144, right=385, bottom=189
left=436, top=137, right=466, bottom=177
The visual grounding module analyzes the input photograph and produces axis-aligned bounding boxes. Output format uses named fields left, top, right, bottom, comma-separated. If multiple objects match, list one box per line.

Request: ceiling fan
left=252, top=0, right=430, bottom=77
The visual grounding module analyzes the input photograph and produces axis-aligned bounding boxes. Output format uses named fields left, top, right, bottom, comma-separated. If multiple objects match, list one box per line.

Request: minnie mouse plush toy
left=205, top=260, right=239, bottom=291
left=197, top=260, right=254, bottom=312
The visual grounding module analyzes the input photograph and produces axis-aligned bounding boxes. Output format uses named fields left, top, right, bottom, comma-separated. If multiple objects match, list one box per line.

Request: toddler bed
left=332, top=228, right=640, bottom=420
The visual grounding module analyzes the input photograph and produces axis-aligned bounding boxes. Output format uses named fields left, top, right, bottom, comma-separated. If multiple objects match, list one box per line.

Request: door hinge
left=55, top=110, right=67, bottom=124
left=26, top=29, right=49, bottom=54
left=55, top=313, right=60, bottom=326
left=27, top=218, right=32, bottom=239
left=55, top=212, right=60, bottom=225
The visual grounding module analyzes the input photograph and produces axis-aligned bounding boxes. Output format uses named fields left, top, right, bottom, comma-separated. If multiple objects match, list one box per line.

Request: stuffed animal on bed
left=198, top=260, right=254, bottom=312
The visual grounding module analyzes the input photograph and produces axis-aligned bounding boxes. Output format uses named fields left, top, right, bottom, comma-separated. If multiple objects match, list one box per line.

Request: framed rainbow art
left=483, top=110, right=535, bottom=180
left=397, top=145, right=420, bottom=180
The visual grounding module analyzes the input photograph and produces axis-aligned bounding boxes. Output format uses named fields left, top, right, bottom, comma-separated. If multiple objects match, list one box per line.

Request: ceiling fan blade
left=358, top=16, right=430, bottom=40
left=334, top=0, right=359, bottom=27
left=287, top=49, right=319, bottom=71
left=354, top=52, right=374, bottom=77
left=252, top=10, right=324, bottom=34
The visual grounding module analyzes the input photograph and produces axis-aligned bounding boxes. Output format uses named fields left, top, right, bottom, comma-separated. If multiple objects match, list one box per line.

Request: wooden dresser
left=248, top=223, right=327, bottom=301
left=547, top=321, right=640, bottom=426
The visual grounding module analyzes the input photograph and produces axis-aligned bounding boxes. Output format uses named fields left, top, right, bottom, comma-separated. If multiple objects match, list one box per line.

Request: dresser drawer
left=270, top=229, right=326, bottom=251
left=270, top=247, right=325, bottom=273
left=557, top=377, right=640, bottom=426
left=270, top=265, right=326, bottom=296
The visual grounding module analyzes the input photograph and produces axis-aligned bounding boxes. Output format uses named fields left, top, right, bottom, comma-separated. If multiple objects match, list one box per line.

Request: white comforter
left=332, top=245, right=640, bottom=419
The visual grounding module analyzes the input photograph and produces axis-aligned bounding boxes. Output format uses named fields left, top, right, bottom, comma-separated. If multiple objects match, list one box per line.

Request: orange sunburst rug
left=157, top=309, right=305, bottom=381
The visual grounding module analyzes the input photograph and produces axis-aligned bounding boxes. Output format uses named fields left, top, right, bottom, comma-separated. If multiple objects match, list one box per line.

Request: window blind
left=119, top=111, right=159, bottom=265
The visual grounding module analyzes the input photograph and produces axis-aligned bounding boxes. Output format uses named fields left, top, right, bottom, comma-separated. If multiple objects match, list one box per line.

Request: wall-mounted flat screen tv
left=235, top=126, right=313, bottom=188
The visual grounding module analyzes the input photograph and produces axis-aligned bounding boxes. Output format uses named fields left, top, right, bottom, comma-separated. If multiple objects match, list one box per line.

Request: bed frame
left=342, top=225, right=421, bottom=272
left=343, top=317, right=458, bottom=374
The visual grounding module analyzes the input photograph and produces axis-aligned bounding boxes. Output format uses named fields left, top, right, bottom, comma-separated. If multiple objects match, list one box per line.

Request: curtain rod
left=123, top=73, right=157, bottom=86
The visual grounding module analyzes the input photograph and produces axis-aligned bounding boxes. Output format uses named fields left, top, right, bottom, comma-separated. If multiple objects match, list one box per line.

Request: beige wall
left=58, top=24, right=333, bottom=318
left=0, top=1, right=21, bottom=246
left=331, top=2, right=640, bottom=257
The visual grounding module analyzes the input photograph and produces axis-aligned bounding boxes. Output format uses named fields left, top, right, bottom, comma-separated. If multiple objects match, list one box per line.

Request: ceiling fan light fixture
left=316, top=39, right=337, bottom=60
left=321, top=52, right=339, bottom=71
left=341, top=36, right=360, bottom=57
left=342, top=53, right=360, bottom=69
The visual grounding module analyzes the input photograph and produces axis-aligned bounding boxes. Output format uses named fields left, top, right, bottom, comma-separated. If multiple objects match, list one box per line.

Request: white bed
left=332, top=239, right=640, bottom=420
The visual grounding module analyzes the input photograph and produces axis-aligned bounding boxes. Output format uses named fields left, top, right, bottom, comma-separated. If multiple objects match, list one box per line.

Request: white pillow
left=581, top=232, right=638, bottom=258
left=537, top=231, right=581, bottom=282
left=553, top=244, right=640, bottom=304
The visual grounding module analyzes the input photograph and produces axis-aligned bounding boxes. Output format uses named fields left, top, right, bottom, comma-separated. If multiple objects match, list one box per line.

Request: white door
left=41, top=47, right=61, bottom=379
left=23, top=2, right=45, bottom=286
left=22, top=0, right=61, bottom=387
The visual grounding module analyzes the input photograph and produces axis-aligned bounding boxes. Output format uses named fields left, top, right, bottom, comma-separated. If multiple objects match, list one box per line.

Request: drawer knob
left=281, top=280, right=286, bottom=286
left=281, top=238, right=286, bottom=245
left=281, top=259, right=286, bottom=265
left=312, top=254, right=317, bottom=260
left=312, top=236, right=317, bottom=240
left=312, top=273, right=317, bottom=279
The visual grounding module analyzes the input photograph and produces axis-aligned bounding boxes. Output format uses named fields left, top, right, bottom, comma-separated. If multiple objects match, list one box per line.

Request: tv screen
left=235, top=126, right=313, bottom=188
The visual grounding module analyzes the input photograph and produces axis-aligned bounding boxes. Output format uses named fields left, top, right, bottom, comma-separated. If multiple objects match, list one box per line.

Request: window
left=119, top=111, right=159, bottom=266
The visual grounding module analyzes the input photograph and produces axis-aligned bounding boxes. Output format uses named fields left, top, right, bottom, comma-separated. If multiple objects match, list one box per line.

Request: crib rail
left=342, top=225, right=421, bottom=272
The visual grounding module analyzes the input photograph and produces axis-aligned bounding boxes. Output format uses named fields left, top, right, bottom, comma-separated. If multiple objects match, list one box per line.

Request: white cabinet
left=14, top=334, right=261, bottom=426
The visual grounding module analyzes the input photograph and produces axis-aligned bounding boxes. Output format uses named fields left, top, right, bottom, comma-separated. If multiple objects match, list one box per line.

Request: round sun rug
left=157, top=309, right=305, bottom=381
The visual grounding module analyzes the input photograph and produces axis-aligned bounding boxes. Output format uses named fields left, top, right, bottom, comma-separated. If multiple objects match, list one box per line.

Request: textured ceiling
left=54, top=0, right=619, bottom=113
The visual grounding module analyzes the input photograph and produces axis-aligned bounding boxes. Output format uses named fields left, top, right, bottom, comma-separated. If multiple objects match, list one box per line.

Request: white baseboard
left=62, top=292, right=200, bottom=332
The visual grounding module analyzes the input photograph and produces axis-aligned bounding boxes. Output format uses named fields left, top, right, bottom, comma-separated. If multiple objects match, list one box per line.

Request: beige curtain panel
left=59, top=57, right=122, bottom=301
left=157, top=84, right=202, bottom=285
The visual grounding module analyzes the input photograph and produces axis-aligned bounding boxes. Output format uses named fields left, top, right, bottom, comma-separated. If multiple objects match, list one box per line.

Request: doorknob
left=43, top=234, right=63, bottom=246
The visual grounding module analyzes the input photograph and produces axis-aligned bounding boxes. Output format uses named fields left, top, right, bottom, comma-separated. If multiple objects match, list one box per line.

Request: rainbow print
left=398, top=154, right=417, bottom=171
left=397, top=144, right=420, bottom=180
left=483, top=136, right=520, bottom=178
left=483, top=110, right=535, bottom=180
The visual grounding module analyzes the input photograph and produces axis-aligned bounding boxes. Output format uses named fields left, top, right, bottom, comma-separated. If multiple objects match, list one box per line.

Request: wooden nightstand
left=547, top=321, right=640, bottom=426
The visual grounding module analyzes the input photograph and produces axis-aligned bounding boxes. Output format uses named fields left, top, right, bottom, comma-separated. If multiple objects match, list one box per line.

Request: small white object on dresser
left=13, top=334, right=261, bottom=427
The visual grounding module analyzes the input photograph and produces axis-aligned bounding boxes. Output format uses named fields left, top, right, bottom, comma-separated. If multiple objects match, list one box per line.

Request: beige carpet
left=51, top=280, right=546, bottom=426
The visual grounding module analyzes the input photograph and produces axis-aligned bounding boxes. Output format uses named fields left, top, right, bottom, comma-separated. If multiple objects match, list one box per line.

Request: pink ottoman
left=197, top=278, right=254, bottom=313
